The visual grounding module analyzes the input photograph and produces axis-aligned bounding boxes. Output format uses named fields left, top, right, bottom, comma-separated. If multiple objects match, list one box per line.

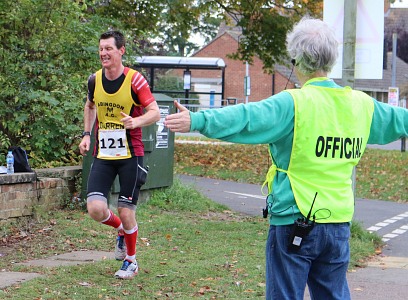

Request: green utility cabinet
left=81, top=93, right=176, bottom=203
left=141, top=93, right=176, bottom=190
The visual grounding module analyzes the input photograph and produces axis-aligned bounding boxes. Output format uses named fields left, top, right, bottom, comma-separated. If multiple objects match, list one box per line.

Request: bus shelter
left=133, top=56, right=226, bottom=101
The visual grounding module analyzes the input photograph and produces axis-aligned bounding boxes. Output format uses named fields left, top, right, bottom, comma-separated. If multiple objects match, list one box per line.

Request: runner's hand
left=79, top=137, right=90, bottom=156
left=120, top=112, right=136, bottom=129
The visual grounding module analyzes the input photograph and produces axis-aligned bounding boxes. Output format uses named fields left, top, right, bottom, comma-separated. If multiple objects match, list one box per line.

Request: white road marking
left=383, top=219, right=398, bottom=224
left=366, top=211, right=408, bottom=242
left=392, top=229, right=407, bottom=235
left=367, top=225, right=382, bottom=231
left=224, top=191, right=265, bottom=200
left=222, top=192, right=408, bottom=244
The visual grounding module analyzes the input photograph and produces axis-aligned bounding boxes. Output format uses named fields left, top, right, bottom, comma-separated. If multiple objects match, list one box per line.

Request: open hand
left=164, top=101, right=191, bottom=133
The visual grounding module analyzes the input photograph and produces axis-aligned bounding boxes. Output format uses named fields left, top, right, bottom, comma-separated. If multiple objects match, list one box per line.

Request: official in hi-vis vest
left=79, top=31, right=160, bottom=280
left=165, top=17, right=408, bottom=300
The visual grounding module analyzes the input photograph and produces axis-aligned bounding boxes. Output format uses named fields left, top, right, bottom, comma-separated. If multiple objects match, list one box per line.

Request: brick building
left=191, top=21, right=297, bottom=104
left=140, top=2, right=407, bottom=107
left=191, top=4, right=408, bottom=106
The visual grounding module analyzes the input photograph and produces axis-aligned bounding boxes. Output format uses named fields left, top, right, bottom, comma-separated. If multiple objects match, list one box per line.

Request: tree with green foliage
left=0, top=0, right=99, bottom=165
left=91, top=0, right=221, bottom=57
left=0, top=0, right=322, bottom=166
left=210, top=0, right=323, bottom=72
left=90, top=0, right=322, bottom=68
left=0, top=0, right=145, bottom=166
left=155, top=0, right=221, bottom=56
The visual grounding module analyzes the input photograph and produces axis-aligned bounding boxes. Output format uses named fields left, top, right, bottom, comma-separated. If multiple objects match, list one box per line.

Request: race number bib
left=98, top=129, right=128, bottom=158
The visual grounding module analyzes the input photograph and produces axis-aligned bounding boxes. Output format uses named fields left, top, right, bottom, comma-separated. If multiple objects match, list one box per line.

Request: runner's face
left=99, top=37, right=124, bottom=69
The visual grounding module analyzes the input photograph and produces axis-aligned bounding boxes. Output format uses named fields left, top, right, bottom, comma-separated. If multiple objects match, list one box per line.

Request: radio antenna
left=305, top=192, right=318, bottom=223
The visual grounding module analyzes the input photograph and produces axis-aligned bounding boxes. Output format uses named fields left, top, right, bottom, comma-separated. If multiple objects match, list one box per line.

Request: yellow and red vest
left=94, top=68, right=140, bottom=159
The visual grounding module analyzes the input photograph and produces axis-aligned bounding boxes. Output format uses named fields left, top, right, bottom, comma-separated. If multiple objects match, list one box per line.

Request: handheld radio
left=288, top=192, right=318, bottom=251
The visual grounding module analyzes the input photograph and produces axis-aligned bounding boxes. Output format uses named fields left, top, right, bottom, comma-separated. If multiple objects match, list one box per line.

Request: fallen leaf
left=140, top=237, right=149, bottom=243
left=198, top=286, right=211, bottom=294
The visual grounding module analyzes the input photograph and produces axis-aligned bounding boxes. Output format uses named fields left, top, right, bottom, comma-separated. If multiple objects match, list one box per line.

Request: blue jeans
left=265, top=223, right=351, bottom=300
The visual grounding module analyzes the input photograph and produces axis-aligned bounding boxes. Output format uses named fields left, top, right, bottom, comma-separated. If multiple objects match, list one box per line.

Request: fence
left=176, top=97, right=244, bottom=112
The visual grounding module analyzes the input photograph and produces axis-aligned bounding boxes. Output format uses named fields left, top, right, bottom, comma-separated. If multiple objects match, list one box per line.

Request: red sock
left=101, top=209, right=122, bottom=229
left=124, top=224, right=138, bottom=257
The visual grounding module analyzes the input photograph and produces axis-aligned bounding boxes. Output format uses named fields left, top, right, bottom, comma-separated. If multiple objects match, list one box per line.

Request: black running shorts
left=86, top=157, right=148, bottom=209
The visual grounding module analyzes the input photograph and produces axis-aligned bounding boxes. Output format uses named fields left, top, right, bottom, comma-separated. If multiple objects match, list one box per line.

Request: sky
left=391, top=0, right=408, bottom=7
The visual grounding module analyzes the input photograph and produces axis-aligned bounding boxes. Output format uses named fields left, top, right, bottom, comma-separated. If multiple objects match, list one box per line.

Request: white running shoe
left=114, top=260, right=138, bottom=279
left=114, top=234, right=126, bottom=261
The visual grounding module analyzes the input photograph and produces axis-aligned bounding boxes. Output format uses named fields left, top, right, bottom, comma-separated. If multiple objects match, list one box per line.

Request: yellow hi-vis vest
left=94, top=68, right=137, bottom=160
left=264, top=78, right=374, bottom=223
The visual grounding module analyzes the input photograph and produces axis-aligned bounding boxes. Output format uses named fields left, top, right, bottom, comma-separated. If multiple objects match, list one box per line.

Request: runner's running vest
left=94, top=68, right=137, bottom=159
left=265, top=78, right=374, bottom=223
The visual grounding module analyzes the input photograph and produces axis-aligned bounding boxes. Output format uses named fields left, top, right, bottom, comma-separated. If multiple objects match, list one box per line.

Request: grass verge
left=174, top=143, right=407, bottom=202
left=0, top=180, right=382, bottom=299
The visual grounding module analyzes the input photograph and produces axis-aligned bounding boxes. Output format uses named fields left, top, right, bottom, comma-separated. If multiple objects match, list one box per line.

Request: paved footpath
left=0, top=251, right=114, bottom=289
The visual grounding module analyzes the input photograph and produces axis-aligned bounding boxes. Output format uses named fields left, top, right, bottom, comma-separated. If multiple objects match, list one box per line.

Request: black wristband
left=82, top=131, right=91, bottom=137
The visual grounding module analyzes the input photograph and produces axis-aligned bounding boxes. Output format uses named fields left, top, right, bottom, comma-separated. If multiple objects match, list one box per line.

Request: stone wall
left=0, top=166, right=81, bottom=223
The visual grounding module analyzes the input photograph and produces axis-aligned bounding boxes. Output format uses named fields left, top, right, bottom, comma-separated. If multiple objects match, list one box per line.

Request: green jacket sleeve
left=368, top=99, right=408, bottom=144
left=189, top=92, right=294, bottom=144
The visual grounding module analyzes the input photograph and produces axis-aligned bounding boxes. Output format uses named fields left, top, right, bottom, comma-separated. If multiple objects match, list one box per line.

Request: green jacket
left=189, top=78, right=408, bottom=225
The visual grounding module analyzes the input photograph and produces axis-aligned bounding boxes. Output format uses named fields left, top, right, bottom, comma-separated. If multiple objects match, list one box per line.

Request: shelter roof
left=135, top=56, right=225, bottom=69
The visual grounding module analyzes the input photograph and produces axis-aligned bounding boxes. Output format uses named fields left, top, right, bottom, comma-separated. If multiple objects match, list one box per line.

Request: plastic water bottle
left=6, top=151, right=14, bottom=174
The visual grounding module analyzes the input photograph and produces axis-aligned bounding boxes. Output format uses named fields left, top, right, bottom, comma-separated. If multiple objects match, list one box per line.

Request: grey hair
left=286, top=17, right=338, bottom=75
